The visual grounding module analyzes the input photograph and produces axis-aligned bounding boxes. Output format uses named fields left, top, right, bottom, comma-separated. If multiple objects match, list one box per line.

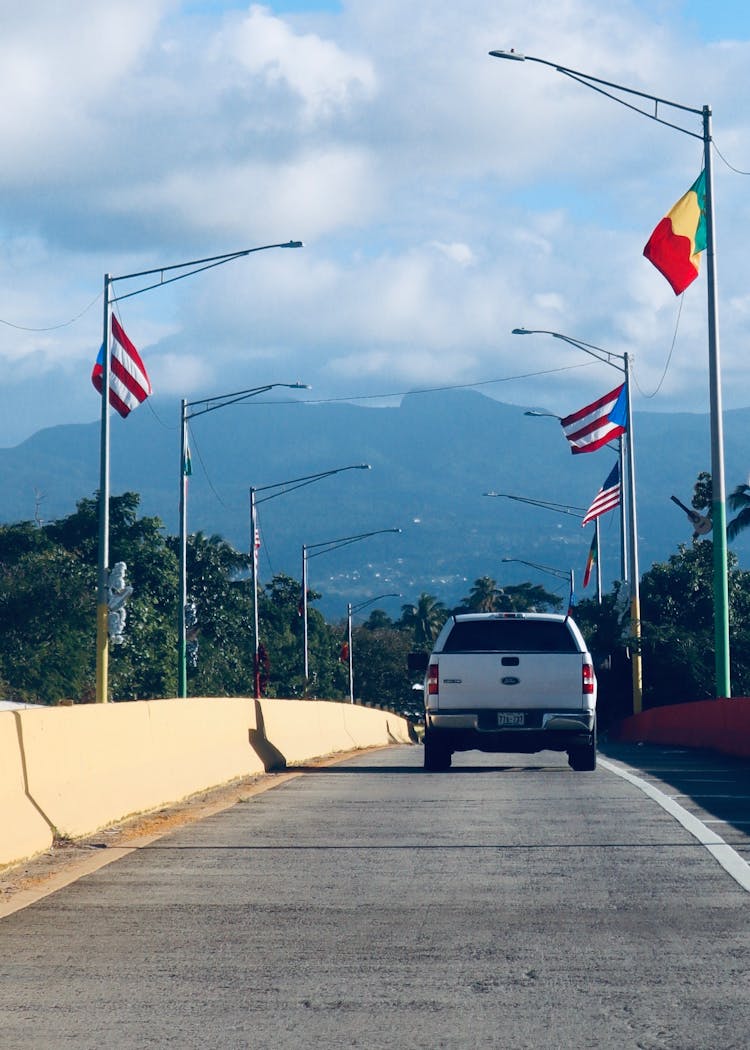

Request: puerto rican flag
left=92, top=315, right=152, bottom=418
left=560, top=383, right=627, bottom=454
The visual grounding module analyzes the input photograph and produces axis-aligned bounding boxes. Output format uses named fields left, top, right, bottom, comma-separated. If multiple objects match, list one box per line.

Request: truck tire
left=424, top=734, right=452, bottom=771
left=568, top=721, right=597, bottom=772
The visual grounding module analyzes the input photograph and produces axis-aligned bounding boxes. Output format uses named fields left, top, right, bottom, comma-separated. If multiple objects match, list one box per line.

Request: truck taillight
left=582, top=661, right=595, bottom=695
left=427, top=663, right=439, bottom=696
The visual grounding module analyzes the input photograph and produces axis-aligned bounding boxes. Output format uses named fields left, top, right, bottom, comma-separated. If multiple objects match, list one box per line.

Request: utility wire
left=0, top=291, right=102, bottom=331
left=634, top=292, right=685, bottom=400
left=713, top=140, right=750, bottom=175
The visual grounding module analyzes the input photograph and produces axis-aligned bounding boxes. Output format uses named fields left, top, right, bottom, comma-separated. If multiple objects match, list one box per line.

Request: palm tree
left=727, top=483, right=750, bottom=542
left=400, top=593, right=448, bottom=649
left=461, top=576, right=504, bottom=612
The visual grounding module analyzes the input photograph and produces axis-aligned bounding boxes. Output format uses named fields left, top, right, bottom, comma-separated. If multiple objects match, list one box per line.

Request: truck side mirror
left=408, top=651, right=429, bottom=674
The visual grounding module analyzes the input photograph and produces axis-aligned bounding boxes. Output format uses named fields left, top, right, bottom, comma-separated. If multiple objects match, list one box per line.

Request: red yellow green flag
left=643, top=171, right=706, bottom=295
left=582, top=530, right=597, bottom=590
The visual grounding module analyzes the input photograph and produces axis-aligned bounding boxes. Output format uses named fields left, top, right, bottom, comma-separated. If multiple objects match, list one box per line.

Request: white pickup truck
left=409, top=611, right=597, bottom=772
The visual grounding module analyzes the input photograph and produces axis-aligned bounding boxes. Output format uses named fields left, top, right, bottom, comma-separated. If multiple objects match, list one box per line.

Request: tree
left=500, top=582, right=562, bottom=612
left=0, top=493, right=181, bottom=703
left=348, top=625, right=418, bottom=717
left=638, top=541, right=750, bottom=704
left=728, top=482, right=750, bottom=543
left=399, top=593, right=449, bottom=649
left=460, top=576, right=504, bottom=612
left=166, top=531, right=253, bottom=697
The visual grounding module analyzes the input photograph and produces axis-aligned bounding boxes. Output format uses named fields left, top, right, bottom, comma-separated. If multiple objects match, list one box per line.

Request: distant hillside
left=1, top=389, right=748, bottom=615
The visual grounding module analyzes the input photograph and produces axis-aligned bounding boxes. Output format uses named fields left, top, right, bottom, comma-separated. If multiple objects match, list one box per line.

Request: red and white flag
left=92, top=315, right=152, bottom=418
left=582, top=462, right=621, bottom=526
left=560, top=383, right=627, bottom=454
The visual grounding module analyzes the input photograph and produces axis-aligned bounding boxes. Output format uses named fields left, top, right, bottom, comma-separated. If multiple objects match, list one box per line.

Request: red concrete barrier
left=614, top=697, right=750, bottom=758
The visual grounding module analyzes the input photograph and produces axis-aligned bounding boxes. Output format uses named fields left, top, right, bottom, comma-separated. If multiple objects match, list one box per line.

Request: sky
left=2, top=0, right=750, bottom=447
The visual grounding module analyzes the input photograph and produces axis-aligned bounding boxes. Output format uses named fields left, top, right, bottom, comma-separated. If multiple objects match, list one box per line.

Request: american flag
left=582, top=462, right=621, bottom=526
left=561, top=384, right=627, bottom=454
left=92, top=315, right=152, bottom=418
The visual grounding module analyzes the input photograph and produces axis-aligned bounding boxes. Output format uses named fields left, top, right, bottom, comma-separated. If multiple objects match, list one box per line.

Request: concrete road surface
left=1, top=742, right=749, bottom=1049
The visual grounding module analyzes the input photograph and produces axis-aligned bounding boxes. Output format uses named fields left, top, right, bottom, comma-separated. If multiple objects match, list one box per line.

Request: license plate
left=497, top=712, right=525, bottom=727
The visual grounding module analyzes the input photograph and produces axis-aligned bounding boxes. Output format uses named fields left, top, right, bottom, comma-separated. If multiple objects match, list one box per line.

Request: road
left=1, top=741, right=749, bottom=1049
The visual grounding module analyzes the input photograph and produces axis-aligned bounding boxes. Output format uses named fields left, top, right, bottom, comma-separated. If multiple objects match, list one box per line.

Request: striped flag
left=92, top=315, right=152, bottom=418
left=561, top=384, right=627, bottom=454
left=582, top=461, right=621, bottom=526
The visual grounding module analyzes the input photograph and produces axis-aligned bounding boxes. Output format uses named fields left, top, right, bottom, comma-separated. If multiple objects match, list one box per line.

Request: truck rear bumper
left=425, top=709, right=595, bottom=754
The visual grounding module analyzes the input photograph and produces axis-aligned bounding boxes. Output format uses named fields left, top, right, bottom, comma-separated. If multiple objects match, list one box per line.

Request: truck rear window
left=442, top=620, right=578, bottom=654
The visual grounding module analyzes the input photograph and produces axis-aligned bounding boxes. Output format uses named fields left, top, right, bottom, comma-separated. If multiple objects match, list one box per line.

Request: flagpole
left=624, top=353, right=643, bottom=712
left=512, top=328, right=641, bottom=713
left=95, top=276, right=112, bottom=703
left=703, top=105, right=730, bottom=698
left=302, top=544, right=309, bottom=686
left=595, top=518, right=602, bottom=604
left=347, top=602, right=354, bottom=703
left=250, top=487, right=261, bottom=699
left=618, top=437, right=628, bottom=584
left=490, top=49, right=730, bottom=702
left=178, top=399, right=189, bottom=698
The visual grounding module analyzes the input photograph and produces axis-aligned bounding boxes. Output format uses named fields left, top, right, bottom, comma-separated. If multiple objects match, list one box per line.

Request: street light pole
left=514, top=328, right=642, bottom=712
left=345, top=593, right=400, bottom=703
left=96, top=240, right=303, bottom=704
left=95, top=275, right=113, bottom=706
left=302, top=528, right=402, bottom=690
left=178, top=382, right=309, bottom=698
left=249, top=464, right=371, bottom=698
left=491, top=49, right=729, bottom=699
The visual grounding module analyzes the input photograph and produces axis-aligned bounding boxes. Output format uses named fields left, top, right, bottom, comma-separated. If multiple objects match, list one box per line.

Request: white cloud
left=211, top=4, right=377, bottom=123
left=1, top=0, right=750, bottom=446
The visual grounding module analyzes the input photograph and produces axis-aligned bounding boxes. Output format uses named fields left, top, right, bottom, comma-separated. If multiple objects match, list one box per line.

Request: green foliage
left=171, top=531, right=253, bottom=698
left=0, top=493, right=179, bottom=703
left=0, top=539, right=95, bottom=703
left=349, top=625, right=419, bottom=719
left=8, top=477, right=750, bottom=717
left=639, top=541, right=750, bottom=704
left=398, top=593, right=449, bottom=649
left=455, top=576, right=563, bottom=614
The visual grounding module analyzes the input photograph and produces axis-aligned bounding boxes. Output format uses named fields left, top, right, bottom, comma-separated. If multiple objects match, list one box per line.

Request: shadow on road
left=601, top=739, right=750, bottom=841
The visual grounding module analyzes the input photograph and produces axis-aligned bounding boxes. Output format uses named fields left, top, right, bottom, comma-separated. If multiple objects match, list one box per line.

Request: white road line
left=599, top=758, right=750, bottom=893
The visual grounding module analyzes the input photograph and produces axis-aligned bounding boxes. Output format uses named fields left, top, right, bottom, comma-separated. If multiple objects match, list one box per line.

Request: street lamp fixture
left=249, top=464, right=371, bottom=699
left=501, top=556, right=575, bottom=614
left=302, top=528, right=402, bottom=689
left=523, top=409, right=562, bottom=420
left=178, top=381, right=311, bottom=698
left=96, top=239, right=303, bottom=703
left=345, top=593, right=401, bottom=704
left=491, top=49, right=729, bottom=699
left=512, top=326, right=641, bottom=711
left=486, top=491, right=601, bottom=602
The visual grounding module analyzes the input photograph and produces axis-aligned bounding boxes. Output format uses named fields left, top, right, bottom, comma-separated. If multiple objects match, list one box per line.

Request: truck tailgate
left=435, top=652, right=584, bottom=710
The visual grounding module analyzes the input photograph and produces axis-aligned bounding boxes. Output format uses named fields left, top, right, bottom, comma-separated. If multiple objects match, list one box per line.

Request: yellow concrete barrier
left=17, top=699, right=265, bottom=840
left=1, top=698, right=412, bottom=870
left=0, top=713, right=54, bottom=866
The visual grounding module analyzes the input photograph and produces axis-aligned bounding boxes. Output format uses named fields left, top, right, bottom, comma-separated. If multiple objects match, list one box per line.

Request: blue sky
left=2, top=0, right=750, bottom=451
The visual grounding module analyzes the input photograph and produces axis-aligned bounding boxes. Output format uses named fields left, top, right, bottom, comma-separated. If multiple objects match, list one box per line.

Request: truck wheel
left=424, top=734, right=452, bottom=771
left=568, top=725, right=597, bottom=772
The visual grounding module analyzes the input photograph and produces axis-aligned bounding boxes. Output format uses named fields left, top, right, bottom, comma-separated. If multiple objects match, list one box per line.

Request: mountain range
left=1, top=388, right=748, bottom=617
